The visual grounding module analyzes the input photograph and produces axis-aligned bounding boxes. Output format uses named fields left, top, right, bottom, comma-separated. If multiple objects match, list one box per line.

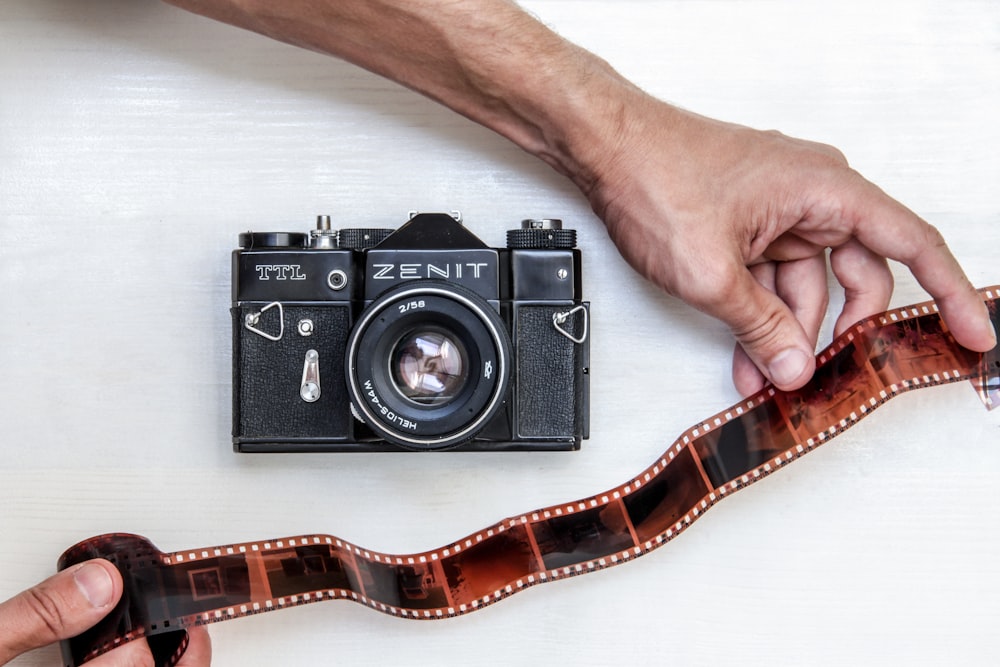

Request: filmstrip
left=59, top=287, right=1000, bottom=667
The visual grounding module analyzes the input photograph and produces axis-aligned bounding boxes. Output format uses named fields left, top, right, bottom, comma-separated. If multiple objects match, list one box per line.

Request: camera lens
left=345, top=281, right=511, bottom=450
left=390, top=328, right=467, bottom=405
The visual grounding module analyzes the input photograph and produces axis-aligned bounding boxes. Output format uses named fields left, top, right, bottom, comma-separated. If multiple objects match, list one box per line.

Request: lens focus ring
left=345, top=282, right=512, bottom=450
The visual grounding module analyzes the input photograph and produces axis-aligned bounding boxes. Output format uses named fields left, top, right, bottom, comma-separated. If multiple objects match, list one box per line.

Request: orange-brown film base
left=58, top=288, right=1000, bottom=667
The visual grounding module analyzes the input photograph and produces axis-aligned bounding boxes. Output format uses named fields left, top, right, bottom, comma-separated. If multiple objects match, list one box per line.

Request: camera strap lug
left=552, top=305, right=588, bottom=344
left=244, top=301, right=285, bottom=341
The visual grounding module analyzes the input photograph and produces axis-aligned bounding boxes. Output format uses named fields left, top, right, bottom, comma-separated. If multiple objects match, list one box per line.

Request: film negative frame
left=59, top=287, right=1000, bottom=667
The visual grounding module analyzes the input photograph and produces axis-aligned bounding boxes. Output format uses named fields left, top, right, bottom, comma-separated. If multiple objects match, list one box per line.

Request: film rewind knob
left=506, top=218, right=577, bottom=249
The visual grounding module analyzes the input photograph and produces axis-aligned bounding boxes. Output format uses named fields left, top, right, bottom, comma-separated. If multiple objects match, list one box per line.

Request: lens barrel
left=345, top=282, right=512, bottom=450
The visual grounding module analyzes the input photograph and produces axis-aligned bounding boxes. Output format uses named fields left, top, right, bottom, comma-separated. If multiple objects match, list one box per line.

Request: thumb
left=0, top=559, right=122, bottom=665
left=698, top=266, right=816, bottom=391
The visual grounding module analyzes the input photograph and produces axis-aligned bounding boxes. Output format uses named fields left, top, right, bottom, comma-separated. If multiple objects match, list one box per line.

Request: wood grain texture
left=1, top=1, right=998, bottom=665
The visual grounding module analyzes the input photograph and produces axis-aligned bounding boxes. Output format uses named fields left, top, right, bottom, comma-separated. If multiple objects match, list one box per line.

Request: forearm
left=162, top=0, right=650, bottom=190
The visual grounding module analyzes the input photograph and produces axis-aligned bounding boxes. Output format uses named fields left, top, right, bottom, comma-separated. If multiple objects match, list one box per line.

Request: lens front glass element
left=391, top=329, right=468, bottom=405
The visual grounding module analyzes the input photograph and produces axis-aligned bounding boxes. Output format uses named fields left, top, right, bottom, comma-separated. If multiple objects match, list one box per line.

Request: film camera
left=232, top=212, right=590, bottom=452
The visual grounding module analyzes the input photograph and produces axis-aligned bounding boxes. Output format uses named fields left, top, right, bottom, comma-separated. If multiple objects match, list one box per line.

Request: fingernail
left=976, top=301, right=997, bottom=349
left=767, top=348, right=810, bottom=387
left=73, top=562, right=114, bottom=609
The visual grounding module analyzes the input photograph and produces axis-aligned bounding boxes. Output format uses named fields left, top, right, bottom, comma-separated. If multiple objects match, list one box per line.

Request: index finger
left=839, top=174, right=996, bottom=351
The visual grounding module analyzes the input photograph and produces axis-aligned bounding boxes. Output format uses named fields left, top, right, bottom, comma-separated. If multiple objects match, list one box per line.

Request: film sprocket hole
left=232, top=212, right=590, bottom=452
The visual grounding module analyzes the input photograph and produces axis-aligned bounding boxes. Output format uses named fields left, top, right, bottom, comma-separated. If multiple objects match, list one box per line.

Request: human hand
left=579, top=93, right=998, bottom=395
left=156, top=0, right=996, bottom=394
left=0, top=559, right=211, bottom=666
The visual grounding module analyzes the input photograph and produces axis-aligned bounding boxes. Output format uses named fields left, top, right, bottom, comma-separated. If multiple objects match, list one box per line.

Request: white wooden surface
left=2, top=1, right=998, bottom=665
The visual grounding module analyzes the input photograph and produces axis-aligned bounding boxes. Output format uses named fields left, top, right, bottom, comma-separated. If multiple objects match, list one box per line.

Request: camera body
left=232, top=212, right=590, bottom=452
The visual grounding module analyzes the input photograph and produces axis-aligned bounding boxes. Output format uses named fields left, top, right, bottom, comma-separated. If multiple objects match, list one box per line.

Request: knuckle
left=761, top=128, right=848, bottom=166
left=731, top=304, right=786, bottom=350
left=908, top=222, right=953, bottom=267
left=922, top=223, right=948, bottom=249
left=684, top=261, right=744, bottom=311
left=24, top=586, right=69, bottom=639
left=815, top=141, right=848, bottom=164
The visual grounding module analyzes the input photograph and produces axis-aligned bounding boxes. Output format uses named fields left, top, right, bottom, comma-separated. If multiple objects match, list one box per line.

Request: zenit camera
left=232, top=212, right=590, bottom=452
